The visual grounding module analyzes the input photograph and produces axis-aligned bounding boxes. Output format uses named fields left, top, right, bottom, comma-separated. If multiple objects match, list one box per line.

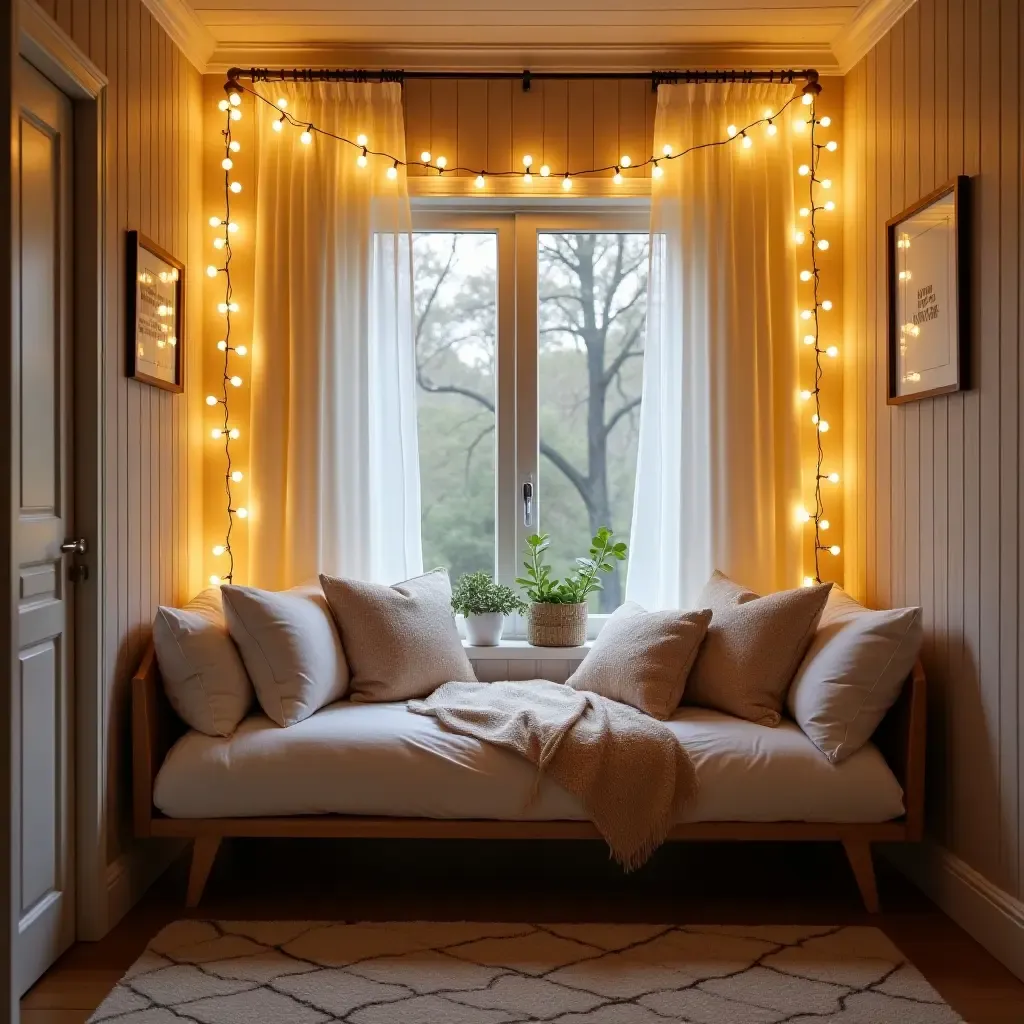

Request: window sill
left=463, top=639, right=591, bottom=661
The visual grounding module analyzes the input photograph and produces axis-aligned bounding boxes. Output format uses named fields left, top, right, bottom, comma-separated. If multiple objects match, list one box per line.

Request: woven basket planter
left=527, top=602, right=588, bottom=647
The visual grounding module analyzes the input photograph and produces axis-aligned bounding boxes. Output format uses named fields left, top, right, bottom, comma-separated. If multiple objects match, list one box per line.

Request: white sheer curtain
left=249, top=81, right=422, bottom=589
left=626, top=82, right=804, bottom=608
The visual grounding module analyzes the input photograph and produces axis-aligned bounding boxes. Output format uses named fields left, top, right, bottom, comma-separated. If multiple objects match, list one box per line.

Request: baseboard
left=884, top=840, right=1024, bottom=982
left=103, top=839, right=187, bottom=938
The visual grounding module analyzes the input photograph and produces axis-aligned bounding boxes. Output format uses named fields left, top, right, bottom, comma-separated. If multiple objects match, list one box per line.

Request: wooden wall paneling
left=430, top=80, right=458, bottom=174
left=591, top=81, right=620, bottom=172
left=541, top=80, right=568, bottom=177
left=403, top=81, right=430, bottom=175
left=486, top=80, right=513, bottom=177
left=54, top=0, right=70, bottom=36
left=1018, top=0, right=1024, bottom=902
left=457, top=79, right=488, bottom=178
left=566, top=81, right=593, bottom=177
left=511, top=82, right=543, bottom=177
left=997, top=0, right=1020, bottom=896
left=617, top=81, right=647, bottom=178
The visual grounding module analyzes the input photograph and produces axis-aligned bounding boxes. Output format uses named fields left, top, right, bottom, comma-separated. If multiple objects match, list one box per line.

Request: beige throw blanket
left=408, top=680, right=699, bottom=870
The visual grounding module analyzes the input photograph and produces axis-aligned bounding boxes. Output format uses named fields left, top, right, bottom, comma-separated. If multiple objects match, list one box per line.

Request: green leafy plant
left=451, top=571, right=528, bottom=617
left=516, top=527, right=628, bottom=605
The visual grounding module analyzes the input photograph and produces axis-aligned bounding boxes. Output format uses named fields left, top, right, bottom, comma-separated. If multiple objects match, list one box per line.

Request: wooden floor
left=21, top=837, right=1024, bottom=1022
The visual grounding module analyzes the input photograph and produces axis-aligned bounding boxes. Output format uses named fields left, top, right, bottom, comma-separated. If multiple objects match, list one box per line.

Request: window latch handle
left=523, top=481, right=533, bottom=528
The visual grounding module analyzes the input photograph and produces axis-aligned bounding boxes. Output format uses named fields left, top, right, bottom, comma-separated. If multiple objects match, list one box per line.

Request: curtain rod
left=227, top=67, right=819, bottom=93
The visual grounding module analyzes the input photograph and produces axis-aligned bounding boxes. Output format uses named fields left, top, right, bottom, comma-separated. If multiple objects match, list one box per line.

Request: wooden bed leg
left=843, top=839, right=880, bottom=913
left=185, top=837, right=222, bottom=908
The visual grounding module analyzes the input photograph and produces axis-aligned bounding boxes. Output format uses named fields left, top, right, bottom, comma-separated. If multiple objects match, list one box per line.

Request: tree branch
left=603, top=394, right=642, bottom=438
left=414, top=237, right=458, bottom=345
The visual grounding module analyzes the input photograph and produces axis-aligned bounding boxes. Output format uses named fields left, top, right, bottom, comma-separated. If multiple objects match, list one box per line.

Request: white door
left=12, top=55, right=76, bottom=996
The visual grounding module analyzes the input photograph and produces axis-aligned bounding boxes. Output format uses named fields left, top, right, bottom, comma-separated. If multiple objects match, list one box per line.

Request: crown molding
left=205, top=40, right=840, bottom=76
left=832, top=0, right=917, bottom=73
left=140, top=0, right=214, bottom=72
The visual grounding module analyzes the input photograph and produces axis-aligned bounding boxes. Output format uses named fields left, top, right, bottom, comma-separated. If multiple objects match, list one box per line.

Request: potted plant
left=516, top=527, right=628, bottom=647
left=451, top=571, right=528, bottom=647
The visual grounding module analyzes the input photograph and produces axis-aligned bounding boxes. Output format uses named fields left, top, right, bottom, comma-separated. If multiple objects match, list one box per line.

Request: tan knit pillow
left=319, top=568, right=476, bottom=703
left=567, top=602, right=712, bottom=719
left=684, top=571, right=832, bottom=726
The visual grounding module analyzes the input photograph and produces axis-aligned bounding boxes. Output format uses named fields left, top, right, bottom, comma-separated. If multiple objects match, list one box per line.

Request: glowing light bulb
left=798, top=164, right=810, bottom=176
left=213, top=237, right=225, bottom=249
left=767, top=122, right=777, bottom=136
left=230, top=375, right=242, bottom=387
left=277, top=97, right=288, bottom=109
left=803, top=576, right=816, bottom=587
left=231, top=470, right=243, bottom=482
left=662, top=143, right=673, bottom=156
left=801, top=309, right=813, bottom=320
left=217, top=340, right=227, bottom=351
left=523, top=172, right=532, bottom=183
left=209, top=574, right=222, bottom=586
left=829, top=545, right=841, bottom=556
left=764, top=108, right=774, bottom=119
left=228, top=221, right=239, bottom=233
left=802, top=92, right=814, bottom=105
left=826, top=345, right=839, bottom=358
left=436, top=156, right=447, bottom=169
left=821, top=178, right=833, bottom=189
left=209, top=216, right=221, bottom=227
left=800, top=270, right=813, bottom=282
left=818, top=419, right=830, bottom=432
left=230, top=181, right=242, bottom=193
left=356, top=151, right=367, bottom=168
left=218, top=100, right=229, bottom=112
left=205, top=395, right=218, bottom=406
left=824, top=200, right=835, bottom=211
left=539, top=164, right=550, bottom=177
left=793, top=230, right=805, bottom=244
left=272, top=118, right=283, bottom=132
left=652, top=162, right=664, bottom=178
left=300, top=129, right=312, bottom=145
left=796, top=506, right=811, bottom=524
left=803, top=334, right=816, bottom=345
left=741, top=133, right=753, bottom=149
left=474, top=174, right=485, bottom=188
left=229, top=91, right=241, bottom=107
left=799, top=389, right=812, bottom=401
left=236, top=507, right=248, bottom=519
left=562, top=175, right=573, bottom=191
left=811, top=414, right=819, bottom=425
left=820, top=519, right=830, bottom=531
left=217, top=303, right=228, bottom=314
left=222, top=157, right=233, bottom=170
left=235, top=345, right=248, bottom=356
left=826, top=140, right=838, bottom=152
left=817, top=239, right=830, bottom=250
left=213, top=545, right=225, bottom=556
left=522, top=154, right=533, bottom=167
left=420, top=150, right=431, bottom=163
left=820, top=116, right=831, bottom=127
left=793, top=119, right=806, bottom=133
left=206, top=265, right=218, bottom=278
left=229, top=428, right=240, bottom=439
left=821, top=300, right=833, bottom=311
left=386, top=163, right=398, bottom=180
left=356, top=133, right=367, bottom=147
left=828, top=472, right=840, bottom=483
left=620, top=154, right=632, bottom=167
left=230, top=108, right=242, bottom=121
left=211, top=428, right=223, bottom=439
left=727, top=124, right=738, bottom=137
left=613, top=169, right=623, bottom=185
left=229, top=302, right=239, bottom=313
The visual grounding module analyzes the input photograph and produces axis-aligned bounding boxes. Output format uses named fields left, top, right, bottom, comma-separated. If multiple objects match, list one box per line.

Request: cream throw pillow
left=685, top=571, right=832, bottom=726
left=319, top=568, right=476, bottom=703
left=221, top=583, right=349, bottom=727
left=787, top=586, right=922, bottom=762
left=152, top=588, right=253, bottom=736
left=567, top=602, right=712, bottom=719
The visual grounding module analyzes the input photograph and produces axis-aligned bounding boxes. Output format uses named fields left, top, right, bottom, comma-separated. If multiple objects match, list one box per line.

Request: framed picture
left=886, top=176, right=970, bottom=404
left=126, top=231, right=185, bottom=392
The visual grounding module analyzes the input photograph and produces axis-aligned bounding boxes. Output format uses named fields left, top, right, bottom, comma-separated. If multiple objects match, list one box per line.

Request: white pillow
left=221, top=583, right=349, bottom=727
left=152, top=588, right=253, bottom=736
left=787, top=586, right=922, bottom=762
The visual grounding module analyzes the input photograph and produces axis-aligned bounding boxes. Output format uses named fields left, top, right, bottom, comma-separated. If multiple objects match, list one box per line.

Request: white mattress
left=154, top=700, right=905, bottom=823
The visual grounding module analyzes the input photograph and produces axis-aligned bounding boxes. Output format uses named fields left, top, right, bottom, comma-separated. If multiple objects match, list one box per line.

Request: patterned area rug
left=90, top=920, right=962, bottom=1023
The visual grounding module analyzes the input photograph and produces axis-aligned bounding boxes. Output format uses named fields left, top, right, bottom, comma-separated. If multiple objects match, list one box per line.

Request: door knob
left=61, top=538, right=87, bottom=556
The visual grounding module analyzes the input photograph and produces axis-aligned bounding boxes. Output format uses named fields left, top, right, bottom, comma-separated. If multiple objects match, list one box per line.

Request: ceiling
left=146, top=0, right=916, bottom=74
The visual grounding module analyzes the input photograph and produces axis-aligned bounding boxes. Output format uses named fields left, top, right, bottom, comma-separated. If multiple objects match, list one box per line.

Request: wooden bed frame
left=132, top=645, right=926, bottom=911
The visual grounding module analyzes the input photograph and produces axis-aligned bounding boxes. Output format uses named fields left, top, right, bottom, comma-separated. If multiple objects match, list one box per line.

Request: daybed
left=132, top=646, right=925, bottom=911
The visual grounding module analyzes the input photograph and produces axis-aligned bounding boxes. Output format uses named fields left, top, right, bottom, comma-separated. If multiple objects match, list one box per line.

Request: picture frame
left=126, top=230, right=185, bottom=393
left=886, top=176, right=970, bottom=404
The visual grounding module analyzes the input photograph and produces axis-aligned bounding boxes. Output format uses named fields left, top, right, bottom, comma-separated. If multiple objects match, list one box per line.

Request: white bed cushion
left=221, top=583, right=349, bottom=728
left=154, top=701, right=905, bottom=823
left=152, top=588, right=253, bottom=737
left=787, top=586, right=922, bottom=763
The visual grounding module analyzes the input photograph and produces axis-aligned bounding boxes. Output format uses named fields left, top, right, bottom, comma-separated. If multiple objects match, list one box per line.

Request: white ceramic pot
left=464, top=612, right=506, bottom=647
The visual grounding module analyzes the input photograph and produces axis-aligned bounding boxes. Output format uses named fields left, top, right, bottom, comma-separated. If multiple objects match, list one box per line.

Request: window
left=413, top=211, right=649, bottom=621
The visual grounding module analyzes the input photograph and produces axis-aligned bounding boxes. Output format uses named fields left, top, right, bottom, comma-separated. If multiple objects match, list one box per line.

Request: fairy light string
left=211, top=75, right=838, bottom=588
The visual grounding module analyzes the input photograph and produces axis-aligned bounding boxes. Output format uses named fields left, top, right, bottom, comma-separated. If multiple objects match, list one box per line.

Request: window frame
left=413, top=203, right=650, bottom=638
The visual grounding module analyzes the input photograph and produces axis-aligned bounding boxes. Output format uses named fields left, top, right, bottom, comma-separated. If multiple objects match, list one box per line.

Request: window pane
left=537, top=233, right=648, bottom=612
left=413, top=232, right=497, bottom=579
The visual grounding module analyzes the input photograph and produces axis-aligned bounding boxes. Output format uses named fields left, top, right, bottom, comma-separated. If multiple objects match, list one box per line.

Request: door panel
left=13, top=56, right=75, bottom=996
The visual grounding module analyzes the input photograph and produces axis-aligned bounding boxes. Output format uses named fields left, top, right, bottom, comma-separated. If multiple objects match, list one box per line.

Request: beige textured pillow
left=685, top=570, right=832, bottom=726
left=319, top=568, right=476, bottom=703
left=221, top=583, right=349, bottom=727
left=787, top=586, right=922, bottom=762
left=567, top=602, right=712, bottom=719
left=152, top=588, right=253, bottom=736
